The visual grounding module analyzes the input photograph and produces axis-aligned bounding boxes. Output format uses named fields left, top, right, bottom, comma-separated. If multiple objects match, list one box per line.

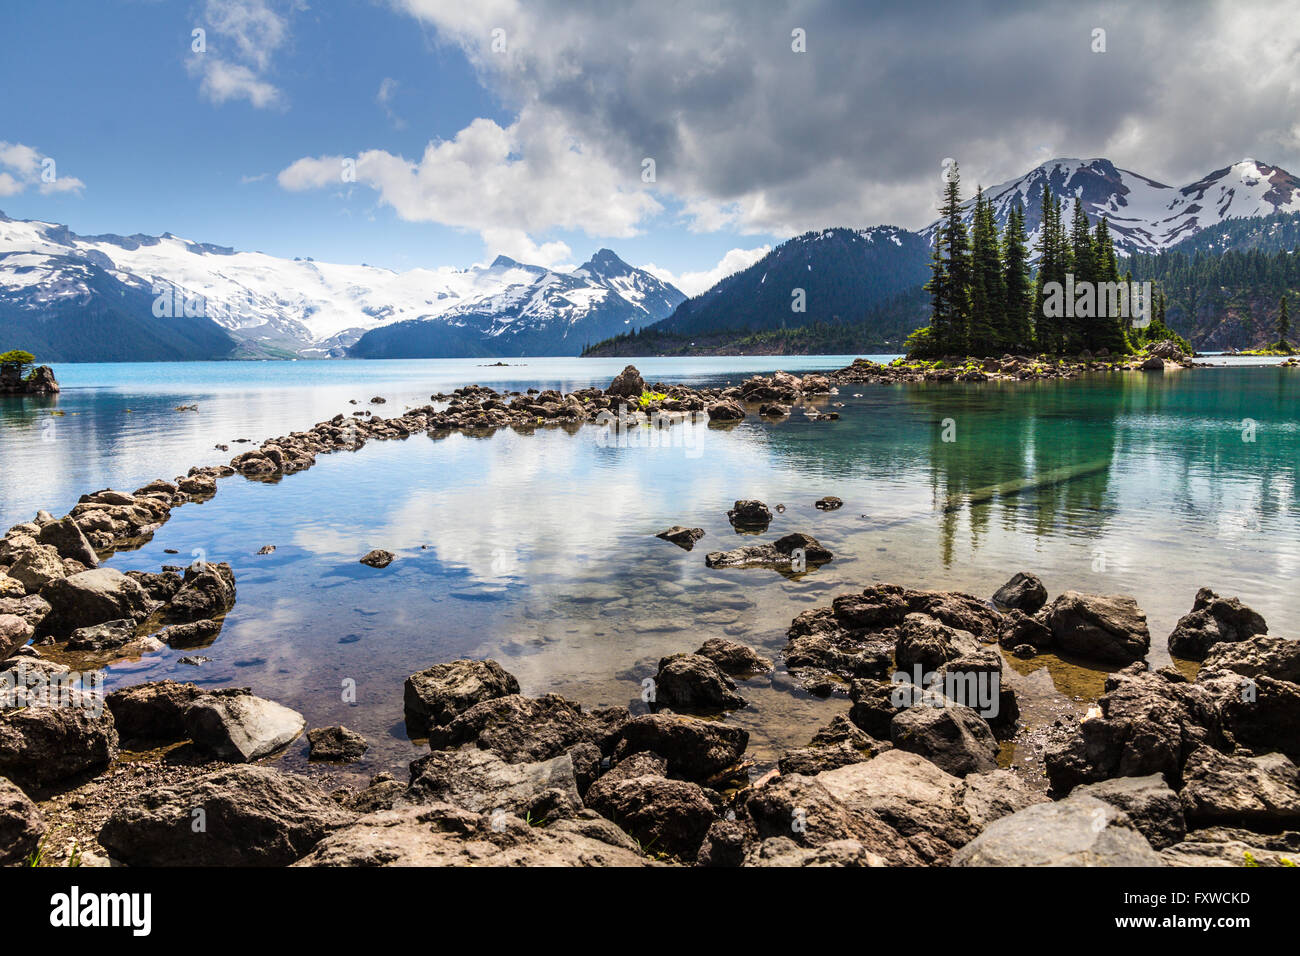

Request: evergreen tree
left=1001, top=204, right=1033, bottom=351
left=1032, top=185, right=1069, bottom=354
left=924, top=163, right=971, bottom=354
left=968, top=187, right=1003, bottom=353
left=1090, top=216, right=1129, bottom=354
left=1278, top=294, right=1291, bottom=348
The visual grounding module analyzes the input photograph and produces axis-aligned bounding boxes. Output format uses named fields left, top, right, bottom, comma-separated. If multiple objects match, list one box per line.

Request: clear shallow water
left=2, top=357, right=1298, bottom=782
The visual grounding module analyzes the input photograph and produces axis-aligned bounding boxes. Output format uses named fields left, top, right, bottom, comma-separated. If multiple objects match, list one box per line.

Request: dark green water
left=4, top=360, right=1298, bottom=781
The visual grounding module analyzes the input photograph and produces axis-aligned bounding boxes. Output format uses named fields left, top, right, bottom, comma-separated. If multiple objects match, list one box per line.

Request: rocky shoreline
left=3, top=354, right=1296, bottom=867
left=0, top=365, right=58, bottom=396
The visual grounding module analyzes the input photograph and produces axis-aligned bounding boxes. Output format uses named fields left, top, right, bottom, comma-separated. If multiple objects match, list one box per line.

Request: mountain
left=587, top=158, right=1300, bottom=357
left=0, top=212, right=684, bottom=360
left=651, top=226, right=932, bottom=337
left=348, top=249, right=685, bottom=358
left=926, top=158, right=1300, bottom=255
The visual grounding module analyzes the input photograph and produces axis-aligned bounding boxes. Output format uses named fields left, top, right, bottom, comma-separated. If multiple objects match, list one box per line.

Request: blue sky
left=3, top=1, right=1298, bottom=294
left=0, top=1, right=777, bottom=290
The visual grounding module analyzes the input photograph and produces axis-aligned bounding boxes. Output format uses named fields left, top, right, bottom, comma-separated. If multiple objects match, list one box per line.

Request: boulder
left=0, top=775, right=44, bottom=864
left=165, top=562, right=236, bottom=621
left=998, top=609, right=1054, bottom=649
left=1073, top=774, right=1186, bottom=849
left=1160, top=828, right=1300, bottom=867
left=1167, top=587, right=1268, bottom=661
left=814, top=496, right=843, bottom=511
left=694, top=638, right=773, bottom=676
left=951, top=794, right=1162, bottom=866
left=726, top=499, right=772, bottom=530
left=0, top=614, right=30, bottom=660
left=429, top=694, right=628, bottom=765
left=293, top=804, right=650, bottom=867
left=106, top=680, right=202, bottom=741
left=0, top=701, right=119, bottom=791
left=584, top=756, right=717, bottom=859
left=403, top=659, right=521, bottom=735
left=606, top=365, right=646, bottom=398
left=307, top=726, right=369, bottom=762
left=707, top=400, right=746, bottom=422
left=1200, top=634, right=1300, bottom=683
left=66, top=618, right=135, bottom=651
left=99, top=765, right=355, bottom=866
left=695, top=818, right=748, bottom=867
left=991, top=571, right=1047, bottom=614
left=1179, top=747, right=1300, bottom=828
left=359, top=549, right=395, bottom=569
left=183, top=689, right=306, bottom=762
left=1042, top=591, right=1150, bottom=664
left=653, top=654, right=746, bottom=712
left=612, top=713, right=748, bottom=783
left=655, top=526, right=705, bottom=550
left=409, top=747, right=581, bottom=818
left=36, top=568, right=150, bottom=638
left=889, top=703, right=999, bottom=777
left=744, top=836, right=890, bottom=867
left=7, top=544, right=67, bottom=593
left=37, top=517, right=100, bottom=568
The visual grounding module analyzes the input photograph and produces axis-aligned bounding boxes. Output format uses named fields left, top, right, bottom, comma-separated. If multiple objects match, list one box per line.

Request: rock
left=653, top=654, right=746, bottom=712
left=66, top=618, right=135, bottom=651
left=106, top=680, right=202, bottom=742
left=403, top=659, right=521, bottom=735
left=37, top=568, right=150, bottom=638
left=0, top=774, right=44, bottom=864
left=1160, top=828, right=1300, bottom=867
left=655, top=526, right=705, bottom=550
left=726, top=499, right=772, bottom=530
left=0, top=614, right=30, bottom=660
left=257, top=545, right=276, bottom=555
left=1042, top=591, right=1150, bottom=664
left=759, top=403, right=790, bottom=418
left=585, top=759, right=717, bottom=859
left=1167, top=587, right=1268, bottom=661
left=1073, top=774, right=1186, bottom=849
left=814, top=496, right=843, bottom=511
left=612, top=713, right=747, bottom=783
left=889, top=703, right=999, bottom=777
left=37, top=517, right=99, bottom=568
left=696, top=818, right=747, bottom=867
left=1140, top=355, right=1165, bottom=371
left=166, top=562, right=236, bottom=621
left=359, top=549, right=395, bottom=568
left=1200, top=634, right=1300, bottom=683
left=991, top=571, right=1047, bottom=614
left=0, top=701, right=119, bottom=791
left=409, top=748, right=582, bottom=818
left=744, top=836, right=889, bottom=867
left=429, top=694, right=628, bottom=765
left=1179, top=747, right=1300, bottom=828
left=778, top=714, right=890, bottom=776
left=894, top=614, right=983, bottom=674
left=951, top=794, right=1163, bottom=866
left=998, top=609, right=1054, bottom=649
left=7, top=544, right=67, bottom=593
left=705, top=532, right=832, bottom=571
left=177, top=473, right=217, bottom=496
left=1213, top=674, right=1300, bottom=762
left=307, top=726, right=369, bottom=762
left=1044, top=666, right=1222, bottom=793
left=183, top=689, right=306, bottom=761
left=707, top=399, right=746, bottom=422
left=694, top=637, right=773, bottom=676
left=99, top=765, right=355, bottom=866
left=606, top=365, right=646, bottom=398
left=151, top=619, right=223, bottom=649
left=293, top=804, right=650, bottom=867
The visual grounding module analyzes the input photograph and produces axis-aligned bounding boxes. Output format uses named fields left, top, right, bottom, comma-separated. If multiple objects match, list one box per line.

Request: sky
left=2, top=0, right=1299, bottom=295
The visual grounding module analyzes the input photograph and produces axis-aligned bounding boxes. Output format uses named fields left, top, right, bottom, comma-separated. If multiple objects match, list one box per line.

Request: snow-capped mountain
left=0, top=211, right=684, bottom=360
left=924, top=158, right=1300, bottom=255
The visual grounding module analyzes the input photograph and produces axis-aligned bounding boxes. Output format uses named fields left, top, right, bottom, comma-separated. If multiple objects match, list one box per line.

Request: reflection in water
left=2, top=361, right=1298, bottom=778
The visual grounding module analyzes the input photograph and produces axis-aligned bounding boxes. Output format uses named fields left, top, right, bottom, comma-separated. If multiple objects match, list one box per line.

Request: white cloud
left=189, top=0, right=289, bottom=110
left=478, top=228, right=572, bottom=269
left=0, top=141, right=84, bottom=197
left=376, top=77, right=406, bottom=129
left=643, top=245, right=770, bottom=297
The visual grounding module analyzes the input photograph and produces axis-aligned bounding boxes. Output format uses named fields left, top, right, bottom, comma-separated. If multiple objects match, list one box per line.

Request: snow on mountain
left=923, top=158, right=1300, bottom=255
left=0, top=213, right=684, bottom=358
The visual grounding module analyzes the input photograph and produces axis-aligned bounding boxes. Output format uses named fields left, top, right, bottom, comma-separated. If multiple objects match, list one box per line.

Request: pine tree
left=1001, top=204, right=1032, bottom=351
left=1032, top=185, right=1069, bottom=354
left=924, top=163, right=971, bottom=354
left=1278, top=294, right=1291, bottom=348
left=968, top=187, right=1002, bottom=353
left=1091, top=216, right=1129, bottom=354
left=1065, top=200, right=1096, bottom=352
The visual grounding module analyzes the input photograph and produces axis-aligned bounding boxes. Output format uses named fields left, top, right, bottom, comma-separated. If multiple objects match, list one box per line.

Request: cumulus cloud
left=188, top=0, right=289, bottom=109
left=0, top=141, right=84, bottom=196
left=643, top=245, right=771, bottom=297
left=391, top=0, right=1300, bottom=233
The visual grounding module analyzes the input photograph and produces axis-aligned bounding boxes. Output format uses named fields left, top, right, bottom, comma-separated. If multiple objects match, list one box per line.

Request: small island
left=0, top=350, right=59, bottom=396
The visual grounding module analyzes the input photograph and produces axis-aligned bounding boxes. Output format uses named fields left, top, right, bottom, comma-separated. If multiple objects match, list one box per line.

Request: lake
left=2, top=356, right=1297, bottom=782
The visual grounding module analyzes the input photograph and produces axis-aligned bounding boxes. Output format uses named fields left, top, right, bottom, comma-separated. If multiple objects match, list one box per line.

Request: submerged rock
left=705, top=532, right=832, bottom=571
left=814, top=496, right=843, bottom=511
left=725, top=499, right=772, bottom=530
left=655, top=526, right=705, bottom=550
left=307, top=725, right=369, bottom=762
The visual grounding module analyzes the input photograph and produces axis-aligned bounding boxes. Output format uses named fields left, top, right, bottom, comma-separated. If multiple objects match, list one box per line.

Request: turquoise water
left=2, top=357, right=1297, bottom=780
